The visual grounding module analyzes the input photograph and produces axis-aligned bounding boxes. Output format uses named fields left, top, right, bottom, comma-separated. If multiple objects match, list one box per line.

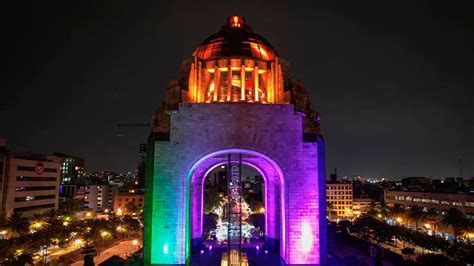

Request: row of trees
left=0, top=207, right=141, bottom=265
left=348, top=213, right=474, bottom=264
left=367, top=203, right=474, bottom=241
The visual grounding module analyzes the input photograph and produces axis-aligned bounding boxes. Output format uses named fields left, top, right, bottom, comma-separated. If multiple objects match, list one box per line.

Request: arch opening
left=202, top=163, right=265, bottom=244
left=187, top=148, right=286, bottom=263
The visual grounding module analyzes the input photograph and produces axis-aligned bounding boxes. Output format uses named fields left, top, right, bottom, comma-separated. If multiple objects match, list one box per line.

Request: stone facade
left=144, top=103, right=326, bottom=265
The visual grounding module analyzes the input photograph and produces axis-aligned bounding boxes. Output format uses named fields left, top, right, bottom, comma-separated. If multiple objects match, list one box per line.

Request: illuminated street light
left=424, top=223, right=431, bottom=229
left=31, top=222, right=43, bottom=230
left=396, top=217, right=403, bottom=223
left=100, top=231, right=110, bottom=238
left=74, top=239, right=83, bottom=247
left=63, top=221, right=69, bottom=226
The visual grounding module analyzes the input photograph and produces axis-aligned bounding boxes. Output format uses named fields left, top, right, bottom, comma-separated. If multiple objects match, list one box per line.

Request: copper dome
left=192, top=16, right=278, bottom=61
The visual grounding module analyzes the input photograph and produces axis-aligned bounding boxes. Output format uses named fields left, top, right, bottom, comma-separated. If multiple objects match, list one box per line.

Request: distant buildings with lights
left=326, top=169, right=355, bottom=220
left=0, top=139, right=60, bottom=218
left=0, top=138, right=145, bottom=218
left=326, top=182, right=353, bottom=220
left=49, top=153, right=84, bottom=184
left=385, top=176, right=474, bottom=219
left=352, top=198, right=372, bottom=217
left=113, top=189, right=144, bottom=215
left=84, top=184, right=119, bottom=213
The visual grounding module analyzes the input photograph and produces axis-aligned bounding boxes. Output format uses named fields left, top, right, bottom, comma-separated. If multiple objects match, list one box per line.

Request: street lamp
left=74, top=239, right=83, bottom=247
left=100, top=231, right=110, bottom=238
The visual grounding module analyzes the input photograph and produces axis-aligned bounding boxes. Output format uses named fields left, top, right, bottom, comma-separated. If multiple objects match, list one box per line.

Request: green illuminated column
left=144, top=133, right=189, bottom=265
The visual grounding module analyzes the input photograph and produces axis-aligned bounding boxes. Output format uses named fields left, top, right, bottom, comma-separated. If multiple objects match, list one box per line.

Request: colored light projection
left=144, top=147, right=323, bottom=265
left=209, top=196, right=256, bottom=242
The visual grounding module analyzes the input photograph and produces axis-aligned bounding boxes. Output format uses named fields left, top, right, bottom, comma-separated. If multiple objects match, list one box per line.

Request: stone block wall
left=144, top=103, right=326, bottom=265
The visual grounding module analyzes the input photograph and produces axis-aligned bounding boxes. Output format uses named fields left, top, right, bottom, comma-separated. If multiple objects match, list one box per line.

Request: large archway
left=187, top=148, right=286, bottom=260
left=143, top=103, right=326, bottom=266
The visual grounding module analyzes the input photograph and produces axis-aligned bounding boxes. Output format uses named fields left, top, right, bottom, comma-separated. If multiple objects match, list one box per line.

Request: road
left=71, top=240, right=141, bottom=265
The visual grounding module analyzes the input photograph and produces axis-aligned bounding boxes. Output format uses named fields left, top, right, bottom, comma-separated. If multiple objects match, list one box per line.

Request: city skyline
left=2, top=1, right=473, bottom=178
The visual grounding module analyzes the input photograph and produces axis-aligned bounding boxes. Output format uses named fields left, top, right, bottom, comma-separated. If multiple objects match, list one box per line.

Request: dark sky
left=2, top=1, right=473, bottom=179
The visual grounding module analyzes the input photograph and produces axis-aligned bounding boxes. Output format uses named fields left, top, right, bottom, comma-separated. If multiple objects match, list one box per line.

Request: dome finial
left=228, top=15, right=245, bottom=28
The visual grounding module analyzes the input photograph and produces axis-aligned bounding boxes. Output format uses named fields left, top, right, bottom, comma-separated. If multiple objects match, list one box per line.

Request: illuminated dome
left=153, top=15, right=321, bottom=135
left=193, top=16, right=278, bottom=61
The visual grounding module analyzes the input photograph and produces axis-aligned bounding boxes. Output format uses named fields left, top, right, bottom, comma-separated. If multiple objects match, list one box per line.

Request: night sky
left=2, top=1, right=473, bottom=179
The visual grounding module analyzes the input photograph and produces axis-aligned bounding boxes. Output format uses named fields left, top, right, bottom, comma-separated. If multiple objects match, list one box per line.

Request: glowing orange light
left=260, top=46, right=269, bottom=60
left=230, top=16, right=243, bottom=28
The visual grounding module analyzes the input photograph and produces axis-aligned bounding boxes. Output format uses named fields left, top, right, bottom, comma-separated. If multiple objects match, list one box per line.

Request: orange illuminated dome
left=193, top=16, right=278, bottom=61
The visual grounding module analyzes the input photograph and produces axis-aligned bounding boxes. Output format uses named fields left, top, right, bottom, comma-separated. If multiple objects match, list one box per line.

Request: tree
left=58, top=197, right=82, bottom=214
left=122, top=215, right=140, bottom=232
left=388, top=204, right=405, bottom=220
left=401, top=247, right=415, bottom=260
left=4, top=211, right=29, bottom=238
left=125, top=201, right=140, bottom=215
left=441, top=208, right=468, bottom=241
left=43, top=209, right=58, bottom=224
left=29, top=214, right=45, bottom=231
left=408, top=206, right=424, bottom=230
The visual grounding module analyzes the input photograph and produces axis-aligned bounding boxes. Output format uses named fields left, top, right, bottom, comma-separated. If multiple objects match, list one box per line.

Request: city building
left=59, top=184, right=76, bottom=202
left=352, top=198, right=373, bottom=218
left=0, top=142, right=60, bottom=218
left=144, top=16, right=327, bottom=265
left=113, top=189, right=145, bottom=215
left=326, top=182, right=353, bottom=220
left=84, top=184, right=119, bottom=213
left=384, top=189, right=474, bottom=219
left=49, top=153, right=84, bottom=184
